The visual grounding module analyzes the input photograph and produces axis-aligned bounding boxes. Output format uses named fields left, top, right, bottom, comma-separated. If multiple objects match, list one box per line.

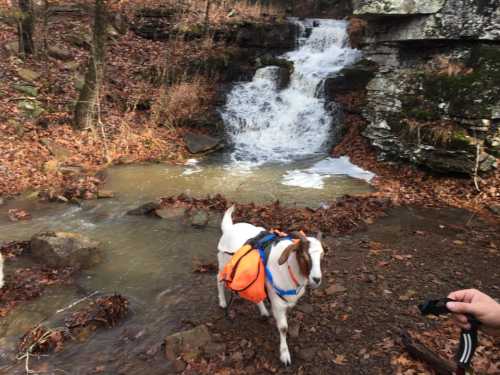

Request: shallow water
left=0, top=155, right=374, bottom=373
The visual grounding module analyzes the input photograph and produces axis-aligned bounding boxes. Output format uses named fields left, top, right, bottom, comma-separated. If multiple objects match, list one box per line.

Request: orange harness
left=220, top=231, right=302, bottom=304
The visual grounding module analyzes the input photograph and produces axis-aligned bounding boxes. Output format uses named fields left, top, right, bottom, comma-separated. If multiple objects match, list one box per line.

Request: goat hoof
left=280, top=351, right=292, bottom=366
left=219, top=301, right=227, bottom=309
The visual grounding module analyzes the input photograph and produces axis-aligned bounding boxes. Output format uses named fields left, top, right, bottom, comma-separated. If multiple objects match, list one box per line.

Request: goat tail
left=221, top=205, right=235, bottom=233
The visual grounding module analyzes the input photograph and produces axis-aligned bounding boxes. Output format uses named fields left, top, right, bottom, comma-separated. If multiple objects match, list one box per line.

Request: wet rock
left=165, top=325, right=212, bottom=361
left=190, top=209, right=209, bottom=228
left=323, top=59, right=377, bottom=101
left=155, top=207, right=186, bottom=220
left=48, top=45, right=73, bottom=61
left=126, top=202, right=161, bottom=216
left=235, top=22, right=297, bottom=50
left=17, top=68, right=41, bottom=82
left=325, top=284, right=347, bottom=295
left=184, top=132, right=222, bottom=154
left=97, top=190, right=114, bottom=199
left=30, top=232, right=100, bottom=269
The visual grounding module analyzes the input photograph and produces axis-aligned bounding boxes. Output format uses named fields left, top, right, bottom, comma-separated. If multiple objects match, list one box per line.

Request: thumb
left=447, top=301, right=477, bottom=315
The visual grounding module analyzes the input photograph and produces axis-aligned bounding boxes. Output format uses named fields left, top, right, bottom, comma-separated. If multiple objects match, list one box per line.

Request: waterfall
left=221, top=19, right=362, bottom=165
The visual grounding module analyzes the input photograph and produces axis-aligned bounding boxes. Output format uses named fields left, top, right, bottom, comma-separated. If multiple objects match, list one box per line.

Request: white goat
left=0, top=253, right=4, bottom=289
left=217, top=206, right=324, bottom=365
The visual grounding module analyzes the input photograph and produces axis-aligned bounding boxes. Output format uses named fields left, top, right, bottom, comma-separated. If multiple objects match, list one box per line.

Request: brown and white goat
left=217, top=206, right=324, bottom=365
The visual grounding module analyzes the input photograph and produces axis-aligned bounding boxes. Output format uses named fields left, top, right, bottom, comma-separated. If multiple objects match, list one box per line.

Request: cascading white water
left=221, top=19, right=362, bottom=164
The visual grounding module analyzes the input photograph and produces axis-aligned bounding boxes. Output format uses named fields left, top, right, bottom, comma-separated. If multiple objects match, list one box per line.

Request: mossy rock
left=257, top=55, right=294, bottom=73
left=16, top=68, right=41, bottom=83
left=17, top=99, right=44, bottom=118
left=13, top=84, right=38, bottom=97
left=419, top=45, right=500, bottom=119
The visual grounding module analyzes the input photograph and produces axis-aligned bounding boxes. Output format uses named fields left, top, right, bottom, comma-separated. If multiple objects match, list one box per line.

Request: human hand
left=447, top=289, right=500, bottom=336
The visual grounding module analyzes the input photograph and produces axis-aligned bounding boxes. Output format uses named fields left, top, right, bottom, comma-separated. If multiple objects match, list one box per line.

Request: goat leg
left=272, top=300, right=291, bottom=365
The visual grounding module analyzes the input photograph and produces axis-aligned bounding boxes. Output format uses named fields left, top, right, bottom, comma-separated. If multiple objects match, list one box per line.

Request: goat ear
left=278, top=242, right=299, bottom=265
left=316, top=231, right=322, bottom=241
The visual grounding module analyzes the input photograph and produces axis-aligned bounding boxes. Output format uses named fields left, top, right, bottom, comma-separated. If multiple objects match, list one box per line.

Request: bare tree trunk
left=204, top=0, right=211, bottom=31
left=74, top=0, right=107, bottom=130
left=18, top=0, right=35, bottom=55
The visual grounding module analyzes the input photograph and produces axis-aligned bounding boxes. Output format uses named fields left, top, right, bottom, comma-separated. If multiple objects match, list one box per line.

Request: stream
left=0, top=19, right=375, bottom=374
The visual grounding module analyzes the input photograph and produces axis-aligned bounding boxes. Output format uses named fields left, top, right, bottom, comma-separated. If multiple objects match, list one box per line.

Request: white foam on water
left=282, top=157, right=376, bottom=189
left=221, top=19, right=362, bottom=165
left=182, top=158, right=202, bottom=176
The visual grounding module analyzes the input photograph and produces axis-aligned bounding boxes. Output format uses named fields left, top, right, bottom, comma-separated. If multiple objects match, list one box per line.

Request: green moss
left=448, top=130, right=473, bottom=149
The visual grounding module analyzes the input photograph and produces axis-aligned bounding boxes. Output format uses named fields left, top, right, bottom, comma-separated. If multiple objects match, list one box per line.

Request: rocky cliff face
left=347, top=0, right=499, bottom=174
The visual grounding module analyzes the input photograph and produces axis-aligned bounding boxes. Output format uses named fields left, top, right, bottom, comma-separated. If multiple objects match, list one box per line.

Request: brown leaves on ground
left=159, top=193, right=391, bottom=236
left=396, top=321, right=500, bottom=374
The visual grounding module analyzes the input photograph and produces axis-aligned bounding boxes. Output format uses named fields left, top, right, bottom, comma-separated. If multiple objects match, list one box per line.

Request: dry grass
left=402, top=119, right=466, bottom=146
left=151, top=75, right=216, bottom=128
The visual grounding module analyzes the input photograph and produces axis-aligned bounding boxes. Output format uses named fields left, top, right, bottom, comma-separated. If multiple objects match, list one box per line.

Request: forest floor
left=185, top=206, right=500, bottom=375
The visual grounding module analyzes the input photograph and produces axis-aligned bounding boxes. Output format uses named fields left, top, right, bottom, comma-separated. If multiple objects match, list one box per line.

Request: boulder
left=165, top=325, right=212, bottom=362
left=16, top=68, right=41, bottom=83
left=30, top=232, right=100, bottom=269
left=126, top=202, right=161, bottom=216
left=155, top=207, right=186, bottom=220
left=4, top=41, right=18, bottom=55
left=97, top=190, right=114, bottom=199
left=184, top=132, right=222, bottom=154
left=66, top=33, right=92, bottom=49
left=189, top=209, right=209, bottom=228
left=48, top=45, right=73, bottom=61
left=353, top=0, right=446, bottom=16
left=13, top=84, right=38, bottom=97
left=40, top=138, right=72, bottom=161
left=17, top=99, right=44, bottom=118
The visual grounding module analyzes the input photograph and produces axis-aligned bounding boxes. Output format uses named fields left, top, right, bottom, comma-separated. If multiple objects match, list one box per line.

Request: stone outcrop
left=347, top=0, right=500, bottom=174
left=184, top=132, right=222, bottom=154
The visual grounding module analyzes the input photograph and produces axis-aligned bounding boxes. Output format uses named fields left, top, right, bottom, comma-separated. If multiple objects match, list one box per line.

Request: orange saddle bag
left=219, top=244, right=267, bottom=304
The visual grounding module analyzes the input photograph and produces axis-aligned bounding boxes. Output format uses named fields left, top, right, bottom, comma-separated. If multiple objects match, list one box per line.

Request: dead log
left=401, top=330, right=455, bottom=375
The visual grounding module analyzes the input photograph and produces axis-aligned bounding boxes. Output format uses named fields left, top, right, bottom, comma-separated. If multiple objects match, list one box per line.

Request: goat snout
left=311, top=276, right=321, bottom=288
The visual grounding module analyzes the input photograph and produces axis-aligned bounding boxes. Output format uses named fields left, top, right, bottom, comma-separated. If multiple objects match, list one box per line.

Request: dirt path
left=189, top=207, right=499, bottom=374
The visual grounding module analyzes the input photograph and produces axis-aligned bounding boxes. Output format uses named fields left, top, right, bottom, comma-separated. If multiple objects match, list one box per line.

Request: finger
left=452, top=313, right=469, bottom=325
left=448, top=289, right=476, bottom=303
left=446, top=301, right=477, bottom=315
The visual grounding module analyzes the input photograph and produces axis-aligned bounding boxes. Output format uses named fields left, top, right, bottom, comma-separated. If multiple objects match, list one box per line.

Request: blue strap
left=258, top=240, right=299, bottom=298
